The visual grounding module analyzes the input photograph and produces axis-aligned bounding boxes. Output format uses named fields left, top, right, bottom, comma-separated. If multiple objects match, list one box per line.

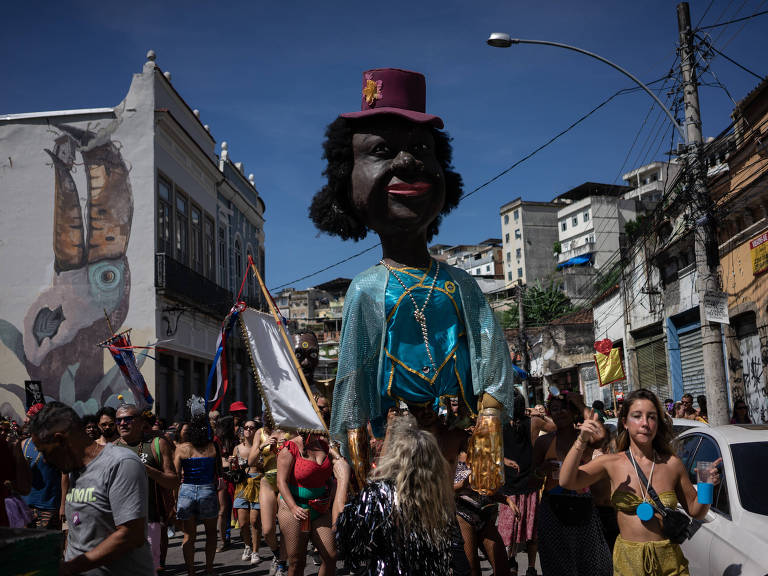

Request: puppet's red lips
left=387, top=182, right=432, bottom=196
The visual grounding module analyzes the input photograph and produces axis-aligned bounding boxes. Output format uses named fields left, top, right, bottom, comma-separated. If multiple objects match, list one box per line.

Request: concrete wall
left=0, top=65, right=157, bottom=419
left=500, top=200, right=559, bottom=286
left=521, top=204, right=559, bottom=286
left=594, top=289, right=624, bottom=343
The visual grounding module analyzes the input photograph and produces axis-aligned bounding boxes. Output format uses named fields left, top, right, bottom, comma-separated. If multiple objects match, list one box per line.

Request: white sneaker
left=241, top=545, right=252, bottom=561
left=268, top=558, right=278, bottom=576
left=250, top=552, right=262, bottom=565
left=275, top=566, right=288, bottom=576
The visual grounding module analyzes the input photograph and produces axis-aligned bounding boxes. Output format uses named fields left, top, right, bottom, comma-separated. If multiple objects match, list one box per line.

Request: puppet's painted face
left=293, top=333, right=319, bottom=379
left=350, top=118, right=445, bottom=238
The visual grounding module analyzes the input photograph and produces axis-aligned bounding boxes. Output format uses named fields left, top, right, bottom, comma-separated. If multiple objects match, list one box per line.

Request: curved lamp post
left=487, top=32, right=687, bottom=144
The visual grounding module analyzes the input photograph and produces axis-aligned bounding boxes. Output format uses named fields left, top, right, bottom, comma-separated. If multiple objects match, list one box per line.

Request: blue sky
left=2, top=1, right=765, bottom=291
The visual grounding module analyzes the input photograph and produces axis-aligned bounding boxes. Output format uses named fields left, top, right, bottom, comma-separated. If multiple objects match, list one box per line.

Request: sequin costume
left=335, top=480, right=451, bottom=575
left=382, top=260, right=475, bottom=412
left=331, top=262, right=515, bottom=447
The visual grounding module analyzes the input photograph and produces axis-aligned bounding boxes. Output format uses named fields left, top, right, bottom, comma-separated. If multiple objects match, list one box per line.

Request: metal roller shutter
left=636, top=336, right=670, bottom=400
left=679, top=329, right=705, bottom=399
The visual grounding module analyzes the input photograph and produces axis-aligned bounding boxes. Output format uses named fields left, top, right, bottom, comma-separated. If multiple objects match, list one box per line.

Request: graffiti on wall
left=737, top=332, right=768, bottom=423
left=0, top=123, right=136, bottom=415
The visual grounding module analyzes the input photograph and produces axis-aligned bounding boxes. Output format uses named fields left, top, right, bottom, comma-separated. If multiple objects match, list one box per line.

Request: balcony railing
left=155, top=253, right=234, bottom=318
left=557, top=241, right=595, bottom=264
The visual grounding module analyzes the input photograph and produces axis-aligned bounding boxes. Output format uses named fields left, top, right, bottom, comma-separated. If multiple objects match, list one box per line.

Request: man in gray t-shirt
left=30, top=402, right=154, bottom=576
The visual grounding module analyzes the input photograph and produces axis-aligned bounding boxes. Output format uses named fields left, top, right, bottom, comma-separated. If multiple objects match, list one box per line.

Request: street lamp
left=487, top=32, right=686, bottom=143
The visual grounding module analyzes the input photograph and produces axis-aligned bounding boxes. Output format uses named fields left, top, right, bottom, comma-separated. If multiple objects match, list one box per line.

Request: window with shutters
left=157, top=176, right=172, bottom=255
left=679, top=328, right=705, bottom=400
left=636, top=335, right=669, bottom=400
left=190, top=204, right=202, bottom=274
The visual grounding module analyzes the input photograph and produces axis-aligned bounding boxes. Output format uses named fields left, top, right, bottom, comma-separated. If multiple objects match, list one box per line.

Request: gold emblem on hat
left=363, top=76, right=383, bottom=106
left=301, top=341, right=309, bottom=349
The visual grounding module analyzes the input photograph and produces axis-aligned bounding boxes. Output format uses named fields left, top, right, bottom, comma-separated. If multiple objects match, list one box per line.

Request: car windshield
left=732, top=442, right=768, bottom=516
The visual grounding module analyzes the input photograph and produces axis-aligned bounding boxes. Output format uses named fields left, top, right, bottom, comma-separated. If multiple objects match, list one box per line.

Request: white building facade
left=0, top=51, right=266, bottom=422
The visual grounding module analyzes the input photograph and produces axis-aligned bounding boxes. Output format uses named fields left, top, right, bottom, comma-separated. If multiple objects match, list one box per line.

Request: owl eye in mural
left=0, top=123, right=133, bottom=415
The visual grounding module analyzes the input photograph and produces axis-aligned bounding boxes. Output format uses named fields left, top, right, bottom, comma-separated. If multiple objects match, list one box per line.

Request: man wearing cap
left=22, top=403, right=63, bottom=529
left=310, top=67, right=516, bottom=575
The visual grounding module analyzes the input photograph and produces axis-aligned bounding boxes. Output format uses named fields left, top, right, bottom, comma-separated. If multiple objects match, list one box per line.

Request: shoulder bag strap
left=624, top=451, right=669, bottom=517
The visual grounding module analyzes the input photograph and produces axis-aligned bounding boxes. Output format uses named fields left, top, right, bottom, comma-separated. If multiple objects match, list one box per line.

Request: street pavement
left=162, top=523, right=541, bottom=575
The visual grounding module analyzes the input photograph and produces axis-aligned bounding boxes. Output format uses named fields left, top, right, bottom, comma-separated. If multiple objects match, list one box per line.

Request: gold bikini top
left=611, top=489, right=678, bottom=513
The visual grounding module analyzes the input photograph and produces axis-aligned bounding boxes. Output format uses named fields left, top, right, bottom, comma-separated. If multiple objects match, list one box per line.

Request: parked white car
left=604, top=417, right=708, bottom=437
left=674, top=425, right=768, bottom=576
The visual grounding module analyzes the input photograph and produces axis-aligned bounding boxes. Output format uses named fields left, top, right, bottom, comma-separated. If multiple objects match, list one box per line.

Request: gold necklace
left=380, top=258, right=440, bottom=373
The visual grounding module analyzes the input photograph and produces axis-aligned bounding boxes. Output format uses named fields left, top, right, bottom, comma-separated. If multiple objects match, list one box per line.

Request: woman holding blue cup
left=559, top=389, right=719, bottom=576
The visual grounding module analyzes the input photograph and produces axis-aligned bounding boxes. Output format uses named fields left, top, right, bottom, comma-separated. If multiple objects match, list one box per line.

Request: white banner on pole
left=240, top=308, right=326, bottom=433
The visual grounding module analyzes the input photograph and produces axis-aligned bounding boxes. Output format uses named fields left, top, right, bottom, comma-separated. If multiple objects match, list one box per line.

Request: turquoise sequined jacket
left=330, top=262, right=516, bottom=448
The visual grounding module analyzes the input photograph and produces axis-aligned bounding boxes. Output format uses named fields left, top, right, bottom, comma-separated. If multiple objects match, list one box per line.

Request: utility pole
left=677, top=2, right=729, bottom=426
left=517, top=283, right=530, bottom=403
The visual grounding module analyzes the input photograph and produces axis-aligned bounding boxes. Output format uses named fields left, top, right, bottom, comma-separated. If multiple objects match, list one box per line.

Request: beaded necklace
left=379, top=258, right=440, bottom=374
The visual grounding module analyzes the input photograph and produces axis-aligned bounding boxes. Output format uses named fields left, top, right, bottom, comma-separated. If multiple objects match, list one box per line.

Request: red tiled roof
left=549, top=308, right=593, bottom=325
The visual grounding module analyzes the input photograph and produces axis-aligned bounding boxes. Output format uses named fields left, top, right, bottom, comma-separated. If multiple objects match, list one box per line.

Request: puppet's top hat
left=339, top=68, right=444, bottom=129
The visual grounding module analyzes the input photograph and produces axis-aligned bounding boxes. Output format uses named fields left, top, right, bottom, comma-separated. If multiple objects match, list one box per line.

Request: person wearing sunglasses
left=97, top=406, right=119, bottom=446
left=232, top=421, right=263, bottom=566
left=731, top=399, right=752, bottom=424
left=114, top=404, right=178, bottom=573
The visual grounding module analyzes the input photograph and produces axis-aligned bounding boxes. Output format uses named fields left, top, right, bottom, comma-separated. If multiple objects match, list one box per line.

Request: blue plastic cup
left=696, top=461, right=714, bottom=505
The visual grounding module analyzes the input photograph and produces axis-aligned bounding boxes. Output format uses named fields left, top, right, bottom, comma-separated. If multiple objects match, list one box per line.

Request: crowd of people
left=1, top=379, right=732, bottom=576
left=0, top=65, right=738, bottom=576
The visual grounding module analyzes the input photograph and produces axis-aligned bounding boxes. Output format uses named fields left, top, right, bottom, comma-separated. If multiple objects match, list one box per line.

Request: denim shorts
left=176, top=483, right=219, bottom=521
left=233, top=496, right=260, bottom=510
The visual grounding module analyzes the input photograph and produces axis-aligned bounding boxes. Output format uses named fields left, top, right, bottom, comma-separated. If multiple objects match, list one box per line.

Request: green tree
left=496, top=281, right=574, bottom=329
left=523, top=280, right=574, bottom=326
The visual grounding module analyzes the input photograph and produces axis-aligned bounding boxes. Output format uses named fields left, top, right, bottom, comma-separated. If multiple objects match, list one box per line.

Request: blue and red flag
left=105, top=332, right=154, bottom=411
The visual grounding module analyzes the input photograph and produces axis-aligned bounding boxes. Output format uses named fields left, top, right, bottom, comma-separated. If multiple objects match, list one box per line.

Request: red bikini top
left=285, top=438, right=332, bottom=489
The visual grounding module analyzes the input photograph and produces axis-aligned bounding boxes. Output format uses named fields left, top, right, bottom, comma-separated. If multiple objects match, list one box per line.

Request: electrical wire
left=695, top=33, right=765, bottom=80
left=697, top=6, right=768, bottom=29
left=271, top=76, right=673, bottom=291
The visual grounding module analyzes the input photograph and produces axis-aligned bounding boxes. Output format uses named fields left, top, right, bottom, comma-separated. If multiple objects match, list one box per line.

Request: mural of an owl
left=0, top=123, right=136, bottom=416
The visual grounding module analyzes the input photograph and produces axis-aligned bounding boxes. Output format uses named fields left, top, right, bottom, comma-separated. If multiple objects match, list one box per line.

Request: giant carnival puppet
left=309, top=68, right=517, bottom=493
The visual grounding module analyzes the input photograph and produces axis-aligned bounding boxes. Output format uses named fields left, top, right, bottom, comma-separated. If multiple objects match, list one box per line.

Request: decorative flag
left=593, top=339, right=626, bottom=387
left=104, top=332, right=154, bottom=411
left=240, top=307, right=327, bottom=434
left=205, top=302, right=245, bottom=412
left=203, top=255, right=326, bottom=434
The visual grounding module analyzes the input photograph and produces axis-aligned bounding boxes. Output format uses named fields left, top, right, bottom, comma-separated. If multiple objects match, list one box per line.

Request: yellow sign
left=593, top=348, right=626, bottom=387
left=750, top=232, right=768, bottom=276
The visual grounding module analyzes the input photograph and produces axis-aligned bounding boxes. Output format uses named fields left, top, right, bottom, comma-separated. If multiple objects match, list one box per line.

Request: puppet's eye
left=410, top=142, right=431, bottom=154
left=372, top=143, right=391, bottom=156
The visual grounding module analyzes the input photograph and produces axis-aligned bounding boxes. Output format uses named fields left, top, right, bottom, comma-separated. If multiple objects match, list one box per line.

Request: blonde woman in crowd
left=336, top=413, right=455, bottom=575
